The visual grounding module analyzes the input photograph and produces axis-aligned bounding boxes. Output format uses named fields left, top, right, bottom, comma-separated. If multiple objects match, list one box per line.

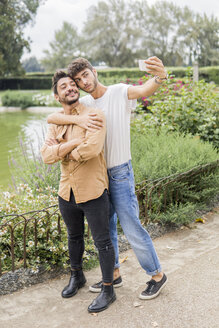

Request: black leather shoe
left=61, top=269, right=86, bottom=298
left=88, top=284, right=116, bottom=313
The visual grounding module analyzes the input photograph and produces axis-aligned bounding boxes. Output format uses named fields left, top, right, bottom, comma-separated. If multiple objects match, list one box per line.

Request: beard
left=65, top=97, right=79, bottom=105
left=59, top=91, right=80, bottom=105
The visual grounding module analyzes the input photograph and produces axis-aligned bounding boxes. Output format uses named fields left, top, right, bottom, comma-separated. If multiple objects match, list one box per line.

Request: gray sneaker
left=89, top=276, right=123, bottom=293
left=139, top=273, right=167, bottom=300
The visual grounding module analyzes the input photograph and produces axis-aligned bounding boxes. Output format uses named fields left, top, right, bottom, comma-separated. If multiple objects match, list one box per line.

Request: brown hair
left=68, top=57, right=93, bottom=78
left=52, top=70, right=70, bottom=94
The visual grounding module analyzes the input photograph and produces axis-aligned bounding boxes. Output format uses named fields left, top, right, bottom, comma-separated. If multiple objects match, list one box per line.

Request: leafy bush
left=131, top=127, right=219, bottom=226
left=199, top=66, right=219, bottom=84
left=131, top=128, right=219, bottom=182
left=149, top=203, right=198, bottom=226
left=134, top=71, right=219, bottom=148
left=1, top=91, right=60, bottom=108
left=0, top=185, right=98, bottom=273
left=32, top=93, right=60, bottom=107
left=2, top=92, right=34, bottom=109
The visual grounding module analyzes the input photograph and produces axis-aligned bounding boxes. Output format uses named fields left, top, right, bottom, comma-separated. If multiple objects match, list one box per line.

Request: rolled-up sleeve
left=71, top=109, right=106, bottom=162
left=40, top=124, right=63, bottom=164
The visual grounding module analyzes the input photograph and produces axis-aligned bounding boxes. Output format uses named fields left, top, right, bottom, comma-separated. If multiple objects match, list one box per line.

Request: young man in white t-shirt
left=47, top=57, right=168, bottom=300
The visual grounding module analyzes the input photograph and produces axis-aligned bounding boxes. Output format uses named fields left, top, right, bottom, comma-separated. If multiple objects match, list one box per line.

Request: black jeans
left=58, top=189, right=115, bottom=283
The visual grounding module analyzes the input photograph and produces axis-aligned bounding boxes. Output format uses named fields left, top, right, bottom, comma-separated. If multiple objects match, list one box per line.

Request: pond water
left=0, top=111, right=48, bottom=189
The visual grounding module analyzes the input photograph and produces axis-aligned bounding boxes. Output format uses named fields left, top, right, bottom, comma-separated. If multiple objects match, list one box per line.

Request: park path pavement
left=0, top=208, right=218, bottom=328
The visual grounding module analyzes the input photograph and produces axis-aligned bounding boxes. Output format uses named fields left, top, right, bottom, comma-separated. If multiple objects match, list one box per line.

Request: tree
left=82, top=0, right=141, bottom=67
left=22, top=56, right=44, bottom=72
left=0, top=0, right=44, bottom=76
left=135, top=1, right=196, bottom=66
left=196, top=14, right=219, bottom=66
left=41, top=22, right=82, bottom=71
left=177, top=11, right=219, bottom=66
left=80, top=0, right=219, bottom=67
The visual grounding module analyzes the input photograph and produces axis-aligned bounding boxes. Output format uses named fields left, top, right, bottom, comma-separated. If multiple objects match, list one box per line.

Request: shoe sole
left=139, top=277, right=168, bottom=300
left=61, top=280, right=86, bottom=298
left=89, top=281, right=123, bottom=293
left=88, top=294, right=116, bottom=313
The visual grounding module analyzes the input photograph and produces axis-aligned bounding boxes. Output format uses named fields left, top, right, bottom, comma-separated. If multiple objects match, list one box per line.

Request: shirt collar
left=70, top=103, right=84, bottom=115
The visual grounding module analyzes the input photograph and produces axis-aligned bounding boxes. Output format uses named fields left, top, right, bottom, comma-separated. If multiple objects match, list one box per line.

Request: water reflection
left=0, top=111, right=48, bottom=188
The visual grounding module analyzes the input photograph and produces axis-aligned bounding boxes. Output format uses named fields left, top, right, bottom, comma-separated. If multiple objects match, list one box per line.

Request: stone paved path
left=0, top=208, right=218, bottom=328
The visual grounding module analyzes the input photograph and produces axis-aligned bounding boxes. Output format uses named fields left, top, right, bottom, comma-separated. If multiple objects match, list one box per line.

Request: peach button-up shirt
left=41, top=103, right=108, bottom=203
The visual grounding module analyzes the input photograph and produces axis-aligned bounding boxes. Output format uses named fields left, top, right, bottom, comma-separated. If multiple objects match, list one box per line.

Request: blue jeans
left=108, top=160, right=161, bottom=276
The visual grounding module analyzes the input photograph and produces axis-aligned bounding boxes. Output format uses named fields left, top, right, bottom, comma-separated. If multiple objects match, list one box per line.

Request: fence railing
left=0, top=205, right=60, bottom=276
left=0, top=160, right=218, bottom=276
left=136, top=160, right=219, bottom=222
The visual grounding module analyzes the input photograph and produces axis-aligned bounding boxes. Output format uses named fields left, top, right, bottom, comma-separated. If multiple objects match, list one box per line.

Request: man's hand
left=73, top=137, right=85, bottom=148
left=45, top=138, right=59, bottom=146
left=75, top=113, right=104, bottom=131
left=128, top=56, right=167, bottom=99
left=144, top=56, right=167, bottom=79
left=68, top=137, right=85, bottom=161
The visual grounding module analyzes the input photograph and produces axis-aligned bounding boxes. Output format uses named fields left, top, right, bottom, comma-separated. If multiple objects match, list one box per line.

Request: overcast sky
left=23, top=0, right=219, bottom=60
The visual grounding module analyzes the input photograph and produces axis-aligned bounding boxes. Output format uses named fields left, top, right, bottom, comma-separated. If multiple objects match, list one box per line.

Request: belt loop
left=128, top=160, right=131, bottom=170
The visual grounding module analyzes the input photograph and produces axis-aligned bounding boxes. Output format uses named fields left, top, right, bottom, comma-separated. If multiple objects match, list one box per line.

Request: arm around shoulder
left=47, top=110, right=79, bottom=125
left=71, top=109, right=106, bottom=162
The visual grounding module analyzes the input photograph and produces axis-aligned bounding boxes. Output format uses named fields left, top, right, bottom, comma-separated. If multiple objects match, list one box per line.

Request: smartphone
left=138, top=60, right=147, bottom=71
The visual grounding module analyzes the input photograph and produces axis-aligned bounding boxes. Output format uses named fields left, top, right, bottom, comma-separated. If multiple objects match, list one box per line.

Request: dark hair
left=52, top=70, right=71, bottom=94
left=68, top=57, right=93, bottom=78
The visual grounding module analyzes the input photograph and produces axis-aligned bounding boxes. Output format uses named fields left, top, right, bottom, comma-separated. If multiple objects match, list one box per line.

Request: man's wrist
left=154, top=74, right=168, bottom=84
left=71, top=115, right=79, bottom=125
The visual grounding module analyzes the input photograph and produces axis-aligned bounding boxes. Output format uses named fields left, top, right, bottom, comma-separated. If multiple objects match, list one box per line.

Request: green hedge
left=199, top=67, right=219, bottom=84
left=1, top=66, right=219, bottom=90
left=0, top=77, right=52, bottom=90
left=27, top=66, right=219, bottom=82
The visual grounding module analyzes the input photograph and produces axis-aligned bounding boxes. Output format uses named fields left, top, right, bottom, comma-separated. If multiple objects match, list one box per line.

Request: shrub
left=1, top=91, right=60, bottom=108
left=0, top=185, right=98, bottom=273
left=2, top=92, right=34, bottom=109
left=131, top=128, right=219, bottom=182
left=131, top=127, right=219, bottom=226
left=134, top=71, right=219, bottom=148
left=32, top=93, right=60, bottom=107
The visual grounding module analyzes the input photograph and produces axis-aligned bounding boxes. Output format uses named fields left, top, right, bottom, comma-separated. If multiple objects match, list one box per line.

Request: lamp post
left=193, top=61, right=199, bottom=83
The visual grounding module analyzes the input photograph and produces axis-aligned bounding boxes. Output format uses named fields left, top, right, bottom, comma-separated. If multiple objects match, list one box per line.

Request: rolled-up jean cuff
left=103, top=279, right=114, bottom=284
left=147, top=267, right=162, bottom=276
left=114, top=263, right=120, bottom=269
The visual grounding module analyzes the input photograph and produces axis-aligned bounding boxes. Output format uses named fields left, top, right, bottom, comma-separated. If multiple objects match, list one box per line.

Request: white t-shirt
left=80, top=83, right=137, bottom=169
